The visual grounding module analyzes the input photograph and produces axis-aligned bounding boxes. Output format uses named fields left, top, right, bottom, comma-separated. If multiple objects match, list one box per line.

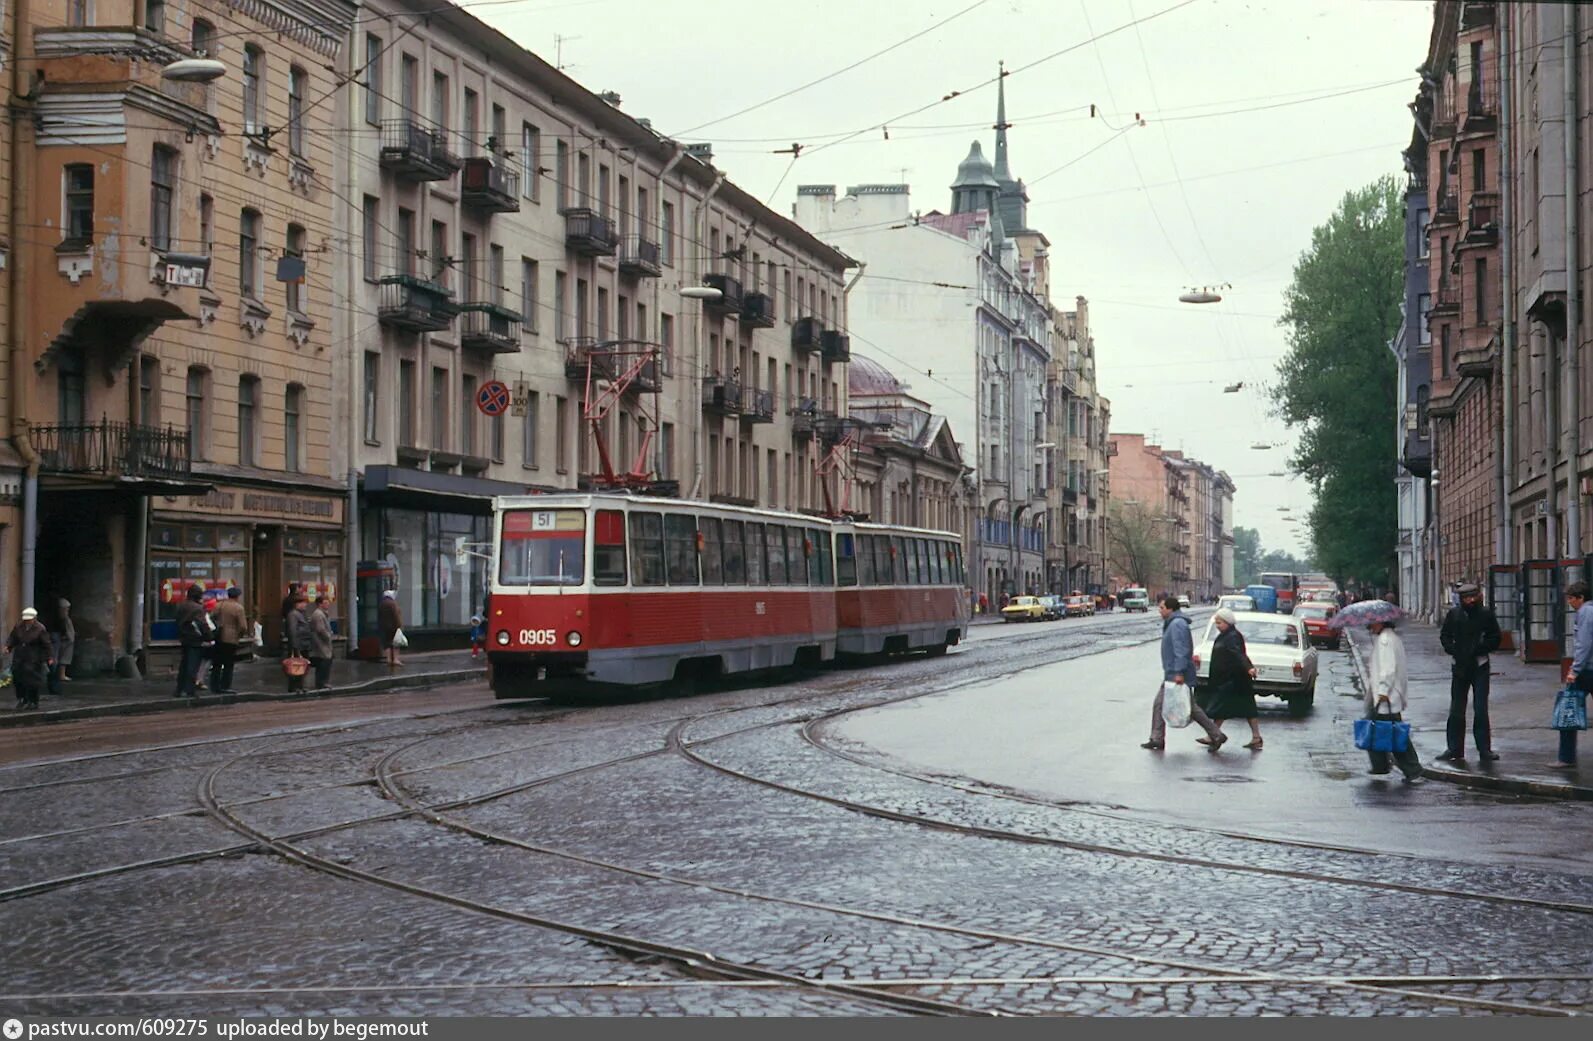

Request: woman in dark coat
left=377, top=590, right=403, bottom=667
left=7, top=607, right=53, bottom=710
left=1203, top=608, right=1264, bottom=749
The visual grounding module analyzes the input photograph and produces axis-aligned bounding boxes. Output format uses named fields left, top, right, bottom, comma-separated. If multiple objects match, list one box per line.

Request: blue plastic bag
left=1354, top=718, right=1411, bottom=752
left=1552, top=687, right=1589, bottom=731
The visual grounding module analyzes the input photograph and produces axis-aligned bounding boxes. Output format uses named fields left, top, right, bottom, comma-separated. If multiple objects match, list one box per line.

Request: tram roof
left=491, top=492, right=959, bottom=538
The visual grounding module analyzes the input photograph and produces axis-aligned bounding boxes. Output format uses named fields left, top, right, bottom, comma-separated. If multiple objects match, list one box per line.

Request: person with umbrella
left=1439, top=582, right=1502, bottom=763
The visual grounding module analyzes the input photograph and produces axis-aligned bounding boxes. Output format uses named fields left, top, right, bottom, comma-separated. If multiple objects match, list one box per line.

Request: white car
left=1217, top=594, right=1256, bottom=612
left=1191, top=611, right=1319, bottom=716
left=1177, top=594, right=1191, bottom=608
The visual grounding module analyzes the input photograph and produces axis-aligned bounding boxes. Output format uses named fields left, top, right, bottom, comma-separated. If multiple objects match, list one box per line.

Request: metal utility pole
left=1499, top=6, right=1516, bottom=569
left=1565, top=4, right=1582, bottom=561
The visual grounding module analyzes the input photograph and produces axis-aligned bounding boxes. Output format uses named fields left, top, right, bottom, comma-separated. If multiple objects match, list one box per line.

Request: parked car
left=1293, top=602, right=1341, bottom=650
left=1177, top=594, right=1192, bottom=609
left=1217, top=594, right=1256, bottom=613
left=1063, top=594, right=1095, bottom=618
left=1037, top=594, right=1065, bottom=620
left=1192, top=610, right=1319, bottom=717
left=1001, top=596, right=1048, bottom=622
left=1120, top=587, right=1150, bottom=612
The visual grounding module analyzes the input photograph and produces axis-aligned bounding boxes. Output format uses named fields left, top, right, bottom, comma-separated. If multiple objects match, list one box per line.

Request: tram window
left=926, top=540, right=941, bottom=584
left=744, top=522, right=765, bottom=584
left=765, top=525, right=788, bottom=584
left=815, top=528, right=834, bottom=585
left=956, top=544, right=966, bottom=584
left=872, top=536, right=892, bottom=585
left=892, top=537, right=909, bottom=584
left=499, top=508, right=586, bottom=586
left=723, top=519, right=747, bottom=584
left=932, top=541, right=946, bottom=584
left=700, top=517, right=723, bottom=585
left=786, top=528, right=808, bottom=586
left=628, top=512, right=666, bottom=587
left=836, top=532, right=857, bottom=586
left=910, top=539, right=925, bottom=585
left=664, top=513, right=700, bottom=585
left=593, top=509, right=627, bottom=586
left=857, top=534, right=875, bottom=585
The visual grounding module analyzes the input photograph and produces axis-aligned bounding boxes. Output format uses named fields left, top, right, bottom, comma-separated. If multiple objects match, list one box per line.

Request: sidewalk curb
left=1344, top=632, right=1593, bottom=800
left=1, top=665, right=488, bottom=728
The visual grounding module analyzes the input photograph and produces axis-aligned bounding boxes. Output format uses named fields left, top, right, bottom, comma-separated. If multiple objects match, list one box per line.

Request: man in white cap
left=6, top=607, right=52, bottom=710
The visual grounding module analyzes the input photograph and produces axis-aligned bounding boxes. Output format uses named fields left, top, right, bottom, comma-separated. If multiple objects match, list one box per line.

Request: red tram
left=486, top=493, right=969, bottom=698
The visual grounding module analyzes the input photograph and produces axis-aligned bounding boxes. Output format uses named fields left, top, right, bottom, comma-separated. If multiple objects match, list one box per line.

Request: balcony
left=379, top=119, right=461, bottom=182
left=703, top=273, right=743, bottom=316
left=741, top=291, right=776, bottom=328
left=791, top=316, right=823, bottom=354
left=564, top=337, right=619, bottom=382
left=1460, top=1, right=1494, bottom=29
left=1429, top=279, right=1460, bottom=319
left=457, top=303, right=522, bottom=354
left=34, top=421, right=191, bottom=480
left=740, top=388, right=775, bottom=423
left=820, top=329, right=851, bottom=363
left=564, top=208, right=618, bottom=257
left=377, top=275, right=455, bottom=333
left=1454, top=336, right=1496, bottom=378
left=1431, top=85, right=1457, bottom=135
left=460, top=157, right=520, bottom=214
left=617, top=234, right=662, bottom=278
left=624, top=352, right=662, bottom=394
left=1463, top=77, right=1497, bottom=134
left=788, top=395, right=829, bottom=440
left=1463, top=191, right=1499, bottom=245
left=1432, top=189, right=1460, bottom=227
left=702, top=375, right=742, bottom=415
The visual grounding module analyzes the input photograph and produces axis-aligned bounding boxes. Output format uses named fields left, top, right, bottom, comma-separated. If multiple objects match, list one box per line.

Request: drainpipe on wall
left=1500, top=6, right=1516, bottom=572
left=652, top=145, right=685, bottom=481
left=8, top=0, right=40, bottom=611
left=687, top=171, right=726, bottom=501
left=1565, top=4, right=1582, bottom=561
left=340, top=42, right=361, bottom=657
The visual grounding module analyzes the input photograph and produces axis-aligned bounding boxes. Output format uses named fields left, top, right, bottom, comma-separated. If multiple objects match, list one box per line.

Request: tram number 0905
left=519, top=629, right=559, bottom=646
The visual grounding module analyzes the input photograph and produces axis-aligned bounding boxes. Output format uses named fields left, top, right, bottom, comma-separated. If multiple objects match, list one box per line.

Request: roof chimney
left=599, top=91, right=621, bottom=107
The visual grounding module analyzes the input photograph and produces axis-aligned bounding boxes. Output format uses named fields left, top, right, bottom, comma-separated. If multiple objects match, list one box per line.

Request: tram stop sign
left=476, top=379, right=511, bottom=417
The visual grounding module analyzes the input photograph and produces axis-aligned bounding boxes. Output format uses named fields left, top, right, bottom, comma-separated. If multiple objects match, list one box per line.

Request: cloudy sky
left=484, top=0, right=1433, bottom=557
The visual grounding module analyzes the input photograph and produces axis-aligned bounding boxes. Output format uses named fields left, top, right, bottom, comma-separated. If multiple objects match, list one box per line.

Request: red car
left=1293, top=602, right=1340, bottom=650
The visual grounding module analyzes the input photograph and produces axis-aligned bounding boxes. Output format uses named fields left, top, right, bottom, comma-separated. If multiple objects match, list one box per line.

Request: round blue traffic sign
left=477, top=379, right=511, bottom=416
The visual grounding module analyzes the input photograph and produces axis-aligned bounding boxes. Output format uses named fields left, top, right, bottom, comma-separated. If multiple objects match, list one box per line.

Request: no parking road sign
left=476, top=379, right=511, bottom=416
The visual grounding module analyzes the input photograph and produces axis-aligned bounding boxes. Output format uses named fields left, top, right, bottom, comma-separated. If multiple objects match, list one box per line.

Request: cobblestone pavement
left=3, top=610, right=1590, bottom=1017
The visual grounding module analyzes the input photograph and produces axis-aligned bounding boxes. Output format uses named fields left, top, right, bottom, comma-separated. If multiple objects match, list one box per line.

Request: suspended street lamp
left=162, top=58, right=227, bottom=82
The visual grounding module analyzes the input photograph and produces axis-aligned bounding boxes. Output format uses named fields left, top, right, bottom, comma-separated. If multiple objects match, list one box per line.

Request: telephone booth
left=1564, top=559, right=1588, bottom=669
left=355, top=559, right=397, bottom=659
left=1522, top=559, right=1562, bottom=663
left=1487, top=564, right=1519, bottom=653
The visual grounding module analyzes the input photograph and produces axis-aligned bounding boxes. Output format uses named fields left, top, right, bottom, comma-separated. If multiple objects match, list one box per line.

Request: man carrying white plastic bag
left=1143, top=596, right=1227, bottom=751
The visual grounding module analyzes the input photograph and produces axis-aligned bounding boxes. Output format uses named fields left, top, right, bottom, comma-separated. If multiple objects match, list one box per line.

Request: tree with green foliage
left=1233, top=526, right=1263, bottom=587
left=1272, top=176, right=1403, bottom=588
left=1108, top=500, right=1172, bottom=590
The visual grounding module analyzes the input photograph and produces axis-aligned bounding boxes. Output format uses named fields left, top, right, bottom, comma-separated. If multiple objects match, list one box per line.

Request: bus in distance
left=1258, top=572, right=1298, bottom=614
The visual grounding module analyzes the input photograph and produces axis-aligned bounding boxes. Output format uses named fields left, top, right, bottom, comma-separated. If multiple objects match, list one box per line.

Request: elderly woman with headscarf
left=378, top=589, right=404, bottom=668
left=7, top=607, right=52, bottom=710
left=1202, top=607, right=1264, bottom=750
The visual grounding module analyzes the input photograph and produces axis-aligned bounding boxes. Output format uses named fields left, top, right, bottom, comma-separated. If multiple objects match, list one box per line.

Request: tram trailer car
left=831, top=522, right=970, bottom=658
left=486, top=494, right=967, bottom=698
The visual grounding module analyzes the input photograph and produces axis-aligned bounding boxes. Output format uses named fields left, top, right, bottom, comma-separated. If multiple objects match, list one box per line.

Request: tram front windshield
left=499, top=509, right=586, bottom=586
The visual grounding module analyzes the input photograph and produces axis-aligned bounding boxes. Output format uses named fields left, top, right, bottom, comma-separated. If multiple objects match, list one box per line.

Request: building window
left=186, top=367, right=209, bottom=457
left=1416, top=385, right=1430, bottom=437
left=460, top=232, right=477, bottom=302
left=1474, top=258, right=1487, bottom=324
left=67, top=0, right=90, bottom=26
left=431, top=220, right=449, bottom=288
left=362, top=196, right=379, bottom=281
left=239, top=208, right=260, bottom=298
left=237, top=375, right=260, bottom=466
left=363, top=34, right=382, bottom=124
left=284, top=383, right=304, bottom=472
left=1417, top=293, right=1431, bottom=345
left=660, top=313, right=674, bottom=375
left=400, top=54, right=418, bottom=116
left=491, top=409, right=504, bottom=463
left=554, top=270, right=568, bottom=339
left=522, top=392, right=539, bottom=468
left=462, top=87, right=478, bottom=150
left=1440, top=324, right=1451, bottom=378
left=521, top=258, right=539, bottom=333
left=555, top=140, right=569, bottom=211
left=58, top=349, right=86, bottom=424
left=150, top=146, right=175, bottom=252
left=596, top=287, right=609, bottom=340
left=661, top=200, right=675, bottom=266
left=288, top=66, right=307, bottom=157
left=398, top=360, right=416, bottom=445
left=1472, top=147, right=1485, bottom=193
left=363, top=352, right=380, bottom=443
left=430, top=367, right=448, bottom=451
left=522, top=123, right=540, bottom=202
left=242, top=45, right=263, bottom=135
left=489, top=243, right=504, bottom=306
left=1417, top=208, right=1430, bottom=258
left=144, top=0, right=164, bottom=33
left=63, top=164, right=93, bottom=246
left=490, top=103, right=506, bottom=153
left=396, top=207, right=414, bottom=276
left=139, top=355, right=160, bottom=426
left=555, top=395, right=569, bottom=472
left=285, top=224, right=306, bottom=314
left=431, top=72, right=448, bottom=134
left=461, top=374, right=477, bottom=456
left=199, top=193, right=214, bottom=255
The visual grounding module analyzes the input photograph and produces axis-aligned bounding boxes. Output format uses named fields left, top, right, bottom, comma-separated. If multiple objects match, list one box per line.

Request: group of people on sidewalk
left=1139, top=579, right=1582, bottom=777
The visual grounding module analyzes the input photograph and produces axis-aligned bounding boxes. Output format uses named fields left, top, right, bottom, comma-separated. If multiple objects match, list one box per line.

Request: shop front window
left=365, top=507, right=490, bottom=629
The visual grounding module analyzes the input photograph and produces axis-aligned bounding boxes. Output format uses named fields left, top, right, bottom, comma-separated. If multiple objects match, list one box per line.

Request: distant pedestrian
left=309, top=596, right=335, bottom=690
left=1204, top=608, right=1263, bottom=750
left=195, top=592, right=220, bottom=690
left=45, top=596, right=74, bottom=693
left=1365, top=619, right=1422, bottom=782
left=285, top=594, right=313, bottom=693
left=6, top=607, right=51, bottom=710
left=1144, top=596, right=1226, bottom=751
left=173, top=585, right=207, bottom=699
left=211, top=587, right=248, bottom=693
left=279, top=582, right=301, bottom=655
left=1438, top=582, right=1502, bottom=763
left=469, top=614, right=486, bottom=660
left=1556, top=581, right=1593, bottom=770
left=378, top=589, right=404, bottom=668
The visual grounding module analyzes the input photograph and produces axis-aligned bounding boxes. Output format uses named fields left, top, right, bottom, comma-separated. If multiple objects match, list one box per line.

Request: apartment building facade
left=344, top=0, right=853, bottom=645
left=1045, top=298, right=1111, bottom=595
left=1106, top=433, right=1233, bottom=597
left=846, top=355, right=970, bottom=541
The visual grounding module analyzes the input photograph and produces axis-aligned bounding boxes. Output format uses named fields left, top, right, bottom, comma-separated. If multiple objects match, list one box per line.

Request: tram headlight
left=566, top=630, right=583, bottom=647
left=496, top=630, right=510, bottom=646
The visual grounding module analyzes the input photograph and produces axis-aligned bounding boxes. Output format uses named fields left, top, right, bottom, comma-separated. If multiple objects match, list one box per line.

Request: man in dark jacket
left=1143, top=596, right=1226, bottom=750
left=174, top=584, right=207, bottom=699
left=1438, top=582, right=1503, bottom=762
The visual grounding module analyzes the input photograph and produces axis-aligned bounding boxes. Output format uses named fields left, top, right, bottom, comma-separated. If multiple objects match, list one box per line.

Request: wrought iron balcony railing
left=460, top=156, right=520, bottom=214
left=564, top=208, right=618, bottom=257
left=34, top=420, right=191, bottom=478
left=617, top=234, right=662, bottom=277
left=378, top=119, right=461, bottom=181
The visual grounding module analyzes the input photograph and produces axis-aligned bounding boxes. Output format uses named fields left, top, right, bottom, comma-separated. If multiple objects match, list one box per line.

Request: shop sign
left=163, top=486, right=343, bottom=525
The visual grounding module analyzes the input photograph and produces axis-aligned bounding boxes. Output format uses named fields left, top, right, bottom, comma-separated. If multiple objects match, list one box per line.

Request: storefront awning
left=40, top=473, right=215, bottom=496
left=362, top=465, right=554, bottom=513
